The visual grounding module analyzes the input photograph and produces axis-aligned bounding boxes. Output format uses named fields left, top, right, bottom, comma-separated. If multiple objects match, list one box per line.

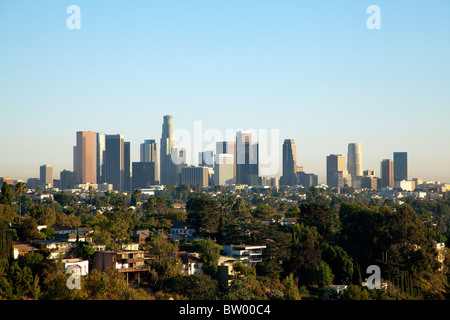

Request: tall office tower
left=347, top=143, right=363, bottom=177
left=104, top=134, right=124, bottom=191
left=393, top=152, right=408, bottom=181
left=216, top=141, right=236, bottom=183
left=40, top=165, right=53, bottom=188
left=97, top=133, right=106, bottom=184
left=171, top=147, right=187, bottom=185
left=380, top=159, right=394, bottom=188
left=124, top=141, right=131, bottom=191
left=326, top=154, right=345, bottom=187
left=132, top=162, right=156, bottom=189
left=281, top=139, right=303, bottom=186
left=140, top=139, right=159, bottom=184
left=60, top=170, right=75, bottom=190
left=214, top=154, right=234, bottom=185
left=75, top=131, right=98, bottom=184
left=160, top=115, right=176, bottom=185
left=181, top=166, right=209, bottom=188
left=198, top=151, right=214, bottom=168
left=236, top=131, right=259, bottom=186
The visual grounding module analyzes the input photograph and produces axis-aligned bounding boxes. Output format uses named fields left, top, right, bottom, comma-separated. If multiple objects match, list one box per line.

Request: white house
left=62, top=258, right=89, bottom=276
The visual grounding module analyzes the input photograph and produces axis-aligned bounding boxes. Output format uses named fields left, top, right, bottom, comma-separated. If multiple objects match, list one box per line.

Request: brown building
left=326, top=154, right=345, bottom=187
left=381, top=159, right=394, bottom=188
left=92, top=250, right=146, bottom=273
left=75, top=131, right=98, bottom=184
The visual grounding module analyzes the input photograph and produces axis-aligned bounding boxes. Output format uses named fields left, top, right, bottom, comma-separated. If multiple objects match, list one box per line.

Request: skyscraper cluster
left=29, top=115, right=411, bottom=192
left=325, top=143, right=409, bottom=191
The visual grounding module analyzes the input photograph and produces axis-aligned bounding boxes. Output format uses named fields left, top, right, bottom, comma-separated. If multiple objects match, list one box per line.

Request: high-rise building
left=124, top=141, right=131, bottom=191
left=214, top=154, right=234, bottom=186
left=326, top=154, right=345, bottom=187
left=280, top=139, right=303, bottom=186
left=140, top=139, right=159, bottom=184
left=297, top=172, right=318, bottom=189
left=97, top=133, right=106, bottom=184
left=393, top=152, right=408, bottom=182
left=132, top=162, right=156, bottom=189
left=181, top=166, right=209, bottom=188
left=60, top=170, right=75, bottom=189
left=380, top=159, right=394, bottom=188
left=199, top=151, right=214, bottom=168
left=75, top=131, right=98, bottom=184
left=160, top=115, right=176, bottom=185
left=171, top=147, right=187, bottom=185
left=39, top=165, right=53, bottom=189
left=216, top=141, right=236, bottom=183
left=347, top=143, right=363, bottom=177
left=104, top=134, right=124, bottom=190
left=236, top=131, right=259, bottom=186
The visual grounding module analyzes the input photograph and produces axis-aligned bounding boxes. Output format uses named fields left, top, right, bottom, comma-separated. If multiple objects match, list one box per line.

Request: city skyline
left=1, top=1, right=449, bottom=183
left=0, top=118, right=433, bottom=188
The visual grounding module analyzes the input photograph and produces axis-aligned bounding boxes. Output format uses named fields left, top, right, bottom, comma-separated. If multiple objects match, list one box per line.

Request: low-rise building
left=221, top=244, right=266, bottom=267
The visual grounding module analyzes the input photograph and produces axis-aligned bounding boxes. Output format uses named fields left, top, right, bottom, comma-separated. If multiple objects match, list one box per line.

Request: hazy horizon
left=1, top=1, right=449, bottom=184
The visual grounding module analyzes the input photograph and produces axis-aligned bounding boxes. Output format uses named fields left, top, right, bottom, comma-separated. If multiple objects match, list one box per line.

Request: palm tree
left=15, top=182, right=27, bottom=224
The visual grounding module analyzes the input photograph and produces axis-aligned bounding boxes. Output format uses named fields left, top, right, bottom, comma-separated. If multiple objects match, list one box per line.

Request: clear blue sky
left=1, top=0, right=449, bottom=183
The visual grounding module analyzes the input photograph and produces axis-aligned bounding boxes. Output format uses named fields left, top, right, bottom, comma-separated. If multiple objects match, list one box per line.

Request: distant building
left=347, top=143, right=363, bottom=178
left=326, top=154, right=345, bottom=188
left=214, top=154, right=234, bottom=186
left=104, top=134, right=125, bottom=190
left=236, top=131, right=259, bottom=186
left=280, top=139, right=303, bottom=186
left=199, top=150, right=214, bottom=168
left=40, top=164, right=53, bottom=189
left=181, top=166, right=209, bottom=187
left=75, top=131, right=98, bottom=184
left=216, top=141, right=236, bottom=183
left=140, top=139, right=159, bottom=184
left=297, top=172, right=318, bottom=188
left=381, top=159, right=394, bottom=188
left=394, top=152, right=408, bottom=182
left=26, top=178, right=39, bottom=190
left=132, top=162, right=157, bottom=189
left=160, top=115, right=176, bottom=185
left=60, top=170, right=76, bottom=189
left=395, top=180, right=415, bottom=192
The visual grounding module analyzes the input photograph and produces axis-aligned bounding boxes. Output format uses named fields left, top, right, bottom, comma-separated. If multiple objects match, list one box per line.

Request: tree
left=173, top=274, right=219, bottom=300
left=284, top=224, right=323, bottom=286
left=146, top=235, right=182, bottom=288
left=0, top=230, right=14, bottom=261
left=186, top=194, right=222, bottom=236
left=15, top=182, right=27, bottom=223
left=0, top=182, right=13, bottom=206
left=198, top=238, right=222, bottom=277
left=282, top=273, right=301, bottom=300
left=130, top=189, right=142, bottom=207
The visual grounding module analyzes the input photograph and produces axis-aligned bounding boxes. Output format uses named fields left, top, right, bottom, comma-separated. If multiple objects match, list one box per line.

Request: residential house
left=221, top=244, right=266, bottom=267
left=177, top=251, right=202, bottom=275
left=62, top=258, right=89, bottom=276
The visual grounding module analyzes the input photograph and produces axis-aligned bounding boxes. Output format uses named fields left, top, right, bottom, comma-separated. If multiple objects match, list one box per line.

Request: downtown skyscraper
left=394, top=152, right=408, bottom=182
left=280, top=139, right=302, bottom=186
left=347, top=143, right=363, bottom=178
left=140, top=139, right=159, bottom=184
left=160, top=115, right=176, bottom=185
left=235, top=131, right=259, bottom=186
left=74, top=131, right=98, bottom=185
